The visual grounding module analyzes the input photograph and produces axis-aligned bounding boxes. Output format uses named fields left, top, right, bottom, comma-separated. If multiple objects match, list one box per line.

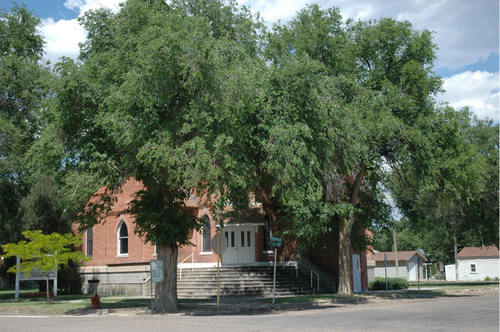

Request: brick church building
left=78, top=178, right=368, bottom=295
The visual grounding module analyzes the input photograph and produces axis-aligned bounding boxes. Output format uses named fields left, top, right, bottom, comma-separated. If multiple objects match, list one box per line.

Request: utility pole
left=217, top=227, right=221, bottom=308
left=393, top=222, right=399, bottom=278
left=454, top=231, right=458, bottom=281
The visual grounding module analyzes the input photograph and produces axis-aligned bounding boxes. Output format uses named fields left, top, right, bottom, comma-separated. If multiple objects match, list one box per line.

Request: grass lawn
left=264, top=294, right=366, bottom=304
left=0, top=289, right=154, bottom=315
left=265, top=289, right=454, bottom=304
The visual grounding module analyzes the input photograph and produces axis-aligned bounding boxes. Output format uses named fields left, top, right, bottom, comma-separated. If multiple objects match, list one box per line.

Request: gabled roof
left=369, top=251, right=419, bottom=262
left=457, top=246, right=499, bottom=258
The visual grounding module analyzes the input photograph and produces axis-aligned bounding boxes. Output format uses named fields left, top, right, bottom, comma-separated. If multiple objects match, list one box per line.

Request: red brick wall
left=82, top=179, right=219, bottom=267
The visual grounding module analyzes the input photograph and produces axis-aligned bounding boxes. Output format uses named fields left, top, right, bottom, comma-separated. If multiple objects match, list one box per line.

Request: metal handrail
left=178, top=253, right=194, bottom=280
left=295, top=260, right=320, bottom=291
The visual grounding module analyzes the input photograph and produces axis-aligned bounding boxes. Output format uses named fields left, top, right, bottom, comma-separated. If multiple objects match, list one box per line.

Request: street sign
left=417, top=257, right=421, bottom=266
left=384, top=253, right=387, bottom=265
left=151, top=260, right=163, bottom=283
left=270, top=237, right=282, bottom=247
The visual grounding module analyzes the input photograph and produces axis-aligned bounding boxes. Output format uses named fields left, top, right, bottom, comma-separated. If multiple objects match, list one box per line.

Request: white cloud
left=41, top=0, right=124, bottom=63
left=40, top=17, right=86, bottom=63
left=438, top=71, right=499, bottom=121
left=64, top=0, right=124, bottom=15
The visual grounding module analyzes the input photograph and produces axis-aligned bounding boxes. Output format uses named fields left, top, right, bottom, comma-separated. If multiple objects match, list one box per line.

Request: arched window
left=86, top=228, right=93, bottom=257
left=202, top=215, right=211, bottom=252
left=117, top=221, right=128, bottom=255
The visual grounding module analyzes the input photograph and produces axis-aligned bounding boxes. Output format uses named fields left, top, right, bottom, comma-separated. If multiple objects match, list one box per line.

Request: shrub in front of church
left=369, top=277, right=409, bottom=290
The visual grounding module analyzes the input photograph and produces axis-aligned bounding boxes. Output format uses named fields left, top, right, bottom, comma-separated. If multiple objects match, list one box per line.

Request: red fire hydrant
left=91, top=294, right=101, bottom=309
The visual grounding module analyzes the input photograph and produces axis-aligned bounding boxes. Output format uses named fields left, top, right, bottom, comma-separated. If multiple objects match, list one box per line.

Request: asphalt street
left=0, top=294, right=498, bottom=331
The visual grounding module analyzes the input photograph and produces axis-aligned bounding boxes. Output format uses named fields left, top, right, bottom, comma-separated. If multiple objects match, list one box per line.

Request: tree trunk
left=337, top=217, right=353, bottom=295
left=46, top=277, right=50, bottom=303
left=153, top=245, right=178, bottom=313
left=337, top=165, right=366, bottom=295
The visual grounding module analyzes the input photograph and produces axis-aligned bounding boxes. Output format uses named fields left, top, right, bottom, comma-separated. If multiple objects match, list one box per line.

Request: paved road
left=1, top=294, right=498, bottom=331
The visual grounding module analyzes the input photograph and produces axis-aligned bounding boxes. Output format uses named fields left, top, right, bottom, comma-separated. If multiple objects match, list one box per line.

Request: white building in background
left=445, top=246, right=499, bottom=281
left=367, top=250, right=425, bottom=282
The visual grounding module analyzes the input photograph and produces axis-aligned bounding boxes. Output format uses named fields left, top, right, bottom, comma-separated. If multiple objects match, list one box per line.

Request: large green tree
left=51, top=0, right=263, bottom=313
left=391, top=107, right=497, bottom=269
left=0, top=4, right=51, bottom=248
left=266, top=6, right=442, bottom=294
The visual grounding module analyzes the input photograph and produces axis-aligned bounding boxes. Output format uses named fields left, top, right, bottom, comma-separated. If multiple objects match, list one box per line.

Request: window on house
left=202, top=215, right=211, bottom=252
left=86, top=228, right=93, bottom=257
left=118, top=222, right=128, bottom=255
left=471, top=264, right=476, bottom=273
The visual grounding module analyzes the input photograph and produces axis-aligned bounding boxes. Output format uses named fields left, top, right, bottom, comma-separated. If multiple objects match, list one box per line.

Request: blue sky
left=2, top=0, right=498, bottom=120
left=2, top=0, right=78, bottom=21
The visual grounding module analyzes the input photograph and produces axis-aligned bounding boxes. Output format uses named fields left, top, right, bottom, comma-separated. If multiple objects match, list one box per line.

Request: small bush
left=494, top=277, right=499, bottom=281
left=484, top=276, right=491, bottom=281
left=369, top=277, right=409, bottom=290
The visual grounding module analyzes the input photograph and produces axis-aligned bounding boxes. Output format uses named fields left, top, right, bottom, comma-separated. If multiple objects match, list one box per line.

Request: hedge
left=369, top=277, right=409, bottom=290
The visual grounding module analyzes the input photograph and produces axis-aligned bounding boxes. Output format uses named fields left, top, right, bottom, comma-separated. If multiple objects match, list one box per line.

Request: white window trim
left=117, top=220, right=129, bottom=257
left=200, top=251, right=213, bottom=255
left=470, top=262, right=477, bottom=273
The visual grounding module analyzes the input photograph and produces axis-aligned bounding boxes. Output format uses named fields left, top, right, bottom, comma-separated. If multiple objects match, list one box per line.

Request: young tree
left=2, top=230, right=87, bottom=302
left=51, top=0, right=263, bottom=312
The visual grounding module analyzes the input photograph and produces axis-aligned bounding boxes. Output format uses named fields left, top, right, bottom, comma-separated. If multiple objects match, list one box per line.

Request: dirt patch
left=445, top=286, right=499, bottom=296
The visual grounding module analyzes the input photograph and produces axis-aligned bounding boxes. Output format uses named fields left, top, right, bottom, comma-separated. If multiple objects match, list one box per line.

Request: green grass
left=0, top=293, right=153, bottom=315
left=369, top=289, right=446, bottom=299
left=264, top=293, right=369, bottom=305
left=264, top=289, right=454, bottom=305
left=0, top=288, right=92, bottom=302
left=0, top=299, right=89, bottom=315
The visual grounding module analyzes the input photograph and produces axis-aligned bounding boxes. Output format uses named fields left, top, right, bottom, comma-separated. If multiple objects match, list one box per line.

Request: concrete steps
left=145, top=265, right=335, bottom=298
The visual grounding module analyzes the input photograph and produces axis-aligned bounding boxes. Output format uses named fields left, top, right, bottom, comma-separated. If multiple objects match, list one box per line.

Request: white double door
left=221, top=227, right=255, bottom=265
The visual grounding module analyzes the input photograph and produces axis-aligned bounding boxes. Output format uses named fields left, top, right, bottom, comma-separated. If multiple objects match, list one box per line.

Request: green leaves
left=2, top=230, right=87, bottom=277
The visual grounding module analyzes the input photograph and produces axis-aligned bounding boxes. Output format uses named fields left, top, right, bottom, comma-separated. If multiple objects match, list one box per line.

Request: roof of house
left=369, top=251, right=419, bottom=262
left=457, top=246, right=499, bottom=258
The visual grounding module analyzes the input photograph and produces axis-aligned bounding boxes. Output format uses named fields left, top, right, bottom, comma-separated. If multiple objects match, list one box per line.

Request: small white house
left=445, top=246, right=499, bottom=281
left=367, top=251, right=425, bottom=282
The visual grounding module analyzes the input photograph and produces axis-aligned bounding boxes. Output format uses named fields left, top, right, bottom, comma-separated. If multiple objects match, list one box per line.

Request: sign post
left=384, top=253, right=388, bottom=291
left=217, top=228, right=221, bottom=308
left=15, top=256, right=20, bottom=299
left=417, top=257, right=421, bottom=293
left=270, top=237, right=281, bottom=305
left=150, top=260, right=163, bottom=313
